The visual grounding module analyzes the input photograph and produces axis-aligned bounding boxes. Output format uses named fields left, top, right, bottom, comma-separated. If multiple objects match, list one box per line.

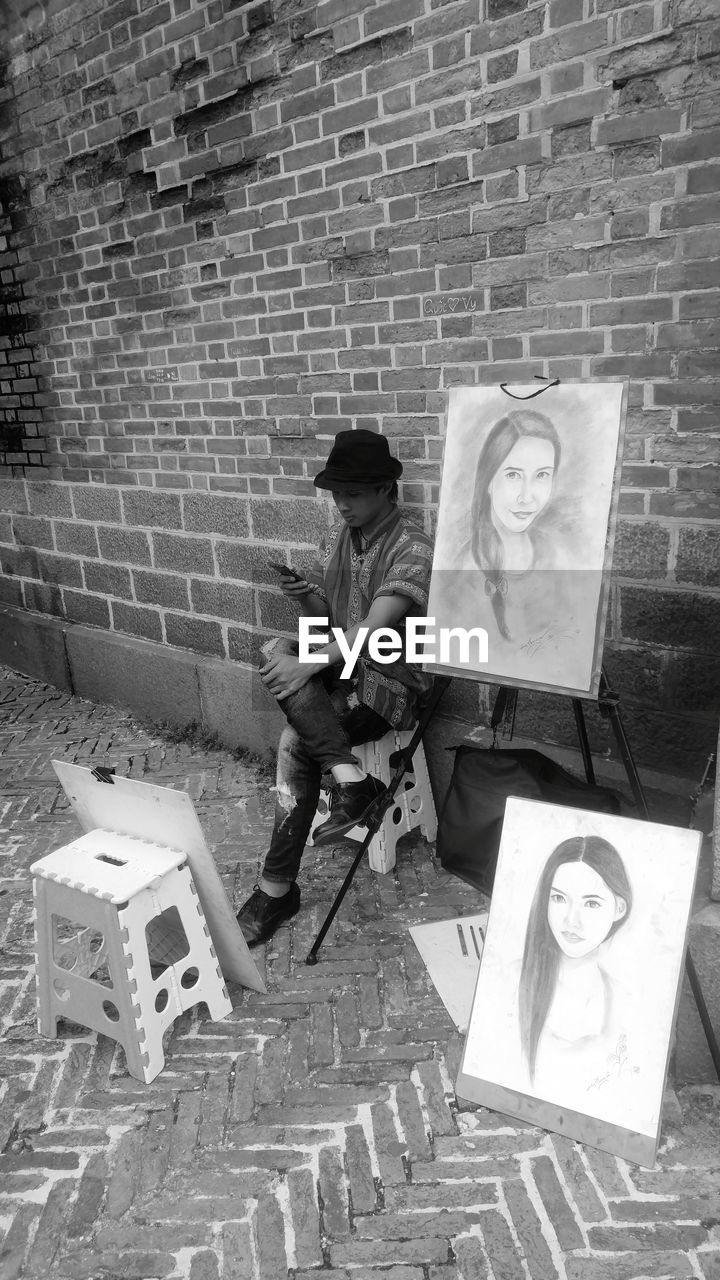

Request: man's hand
left=260, top=652, right=323, bottom=701
left=278, top=573, right=312, bottom=599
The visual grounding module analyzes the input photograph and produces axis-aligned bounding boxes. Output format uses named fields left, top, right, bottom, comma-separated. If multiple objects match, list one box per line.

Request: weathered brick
left=71, top=485, right=123, bottom=523
left=53, top=520, right=100, bottom=558
left=190, top=577, right=254, bottom=624
left=0, top=478, right=29, bottom=514
left=11, top=513, right=54, bottom=549
left=25, top=482, right=73, bottom=518
left=63, top=589, right=111, bottom=628
left=122, top=490, right=182, bottom=531
left=531, top=1156, right=585, bottom=1251
left=597, top=108, right=685, bottom=145
left=250, top=497, right=329, bottom=544
left=97, top=527, right=152, bottom=566
left=675, top=526, right=720, bottom=587
left=83, top=560, right=133, bottom=598
left=472, top=136, right=542, bottom=178
left=183, top=493, right=250, bottom=538
left=620, top=585, right=720, bottom=652
left=152, top=531, right=215, bottom=576
left=613, top=520, right=671, bottom=579
left=330, top=1239, right=449, bottom=1267
left=36, top=551, right=84, bottom=589
left=111, top=600, right=163, bottom=642
left=133, top=569, right=190, bottom=610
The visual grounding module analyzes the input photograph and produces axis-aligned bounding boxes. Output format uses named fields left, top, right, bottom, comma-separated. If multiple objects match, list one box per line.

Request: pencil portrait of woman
left=468, top=409, right=566, bottom=643
left=426, top=382, right=627, bottom=697
left=458, top=798, right=701, bottom=1158
left=518, top=835, right=633, bottom=1093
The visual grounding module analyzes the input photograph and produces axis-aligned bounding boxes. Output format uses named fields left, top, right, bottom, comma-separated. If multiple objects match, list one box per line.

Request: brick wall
left=0, top=0, right=718, bottom=774
left=0, top=25, right=49, bottom=472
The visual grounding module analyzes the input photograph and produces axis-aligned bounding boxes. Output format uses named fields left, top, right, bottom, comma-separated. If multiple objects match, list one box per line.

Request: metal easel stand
left=570, top=668, right=720, bottom=1080
left=305, top=676, right=452, bottom=965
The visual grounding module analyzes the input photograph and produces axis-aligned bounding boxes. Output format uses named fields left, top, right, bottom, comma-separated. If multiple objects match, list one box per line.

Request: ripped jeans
left=261, top=643, right=389, bottom=885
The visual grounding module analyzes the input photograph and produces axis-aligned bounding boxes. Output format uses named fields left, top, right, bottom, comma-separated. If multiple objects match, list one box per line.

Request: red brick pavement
left=1, top=666, right=718, bottom=1280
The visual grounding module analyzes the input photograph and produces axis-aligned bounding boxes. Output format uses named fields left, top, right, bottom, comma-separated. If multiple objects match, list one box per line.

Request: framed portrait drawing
left=456, top=798, right=701, bottom=1167
left=425, top=382, right=627, bottom=698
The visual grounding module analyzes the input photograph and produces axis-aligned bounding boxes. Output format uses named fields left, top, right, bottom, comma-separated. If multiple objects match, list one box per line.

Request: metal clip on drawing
left=90, top=766, right=116, bottom=784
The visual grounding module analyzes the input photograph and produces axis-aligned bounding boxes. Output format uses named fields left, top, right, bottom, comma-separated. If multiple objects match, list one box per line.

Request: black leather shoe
left=312, top=774, right=387, bottom=846
left=236, top=883, right=300, bottom=946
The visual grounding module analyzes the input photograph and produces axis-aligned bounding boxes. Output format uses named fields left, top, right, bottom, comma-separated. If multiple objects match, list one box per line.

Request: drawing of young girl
left=518, top=835, right=633, bottom=1091
left=469, top=409, right=565, bottom=642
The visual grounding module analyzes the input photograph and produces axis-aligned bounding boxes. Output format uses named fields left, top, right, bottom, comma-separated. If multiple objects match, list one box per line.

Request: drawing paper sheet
left=409, top=913, right=488, bottom=1033
left=426, top=381, right=627, bottom=697
left=460, top=799, right=700, bottom=1145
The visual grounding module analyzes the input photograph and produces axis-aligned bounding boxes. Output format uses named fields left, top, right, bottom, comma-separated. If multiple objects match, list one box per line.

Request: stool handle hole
left=181, top=967, right=199, bottom=990
left=155, top=989, right=169, bottom=1012
left=96, top=854, right=127, bottom=867
left=102, top=1000, right=120, bottom=1023
left=53, top=979, right=70, bottom=1001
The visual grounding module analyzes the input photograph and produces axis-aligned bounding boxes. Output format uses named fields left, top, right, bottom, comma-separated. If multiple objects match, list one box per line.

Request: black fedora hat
left=314, top=429, right=403, bottom=489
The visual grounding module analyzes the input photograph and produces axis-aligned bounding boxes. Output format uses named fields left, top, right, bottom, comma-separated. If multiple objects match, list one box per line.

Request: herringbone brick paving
left=0, top=666, right=718, bottom=1280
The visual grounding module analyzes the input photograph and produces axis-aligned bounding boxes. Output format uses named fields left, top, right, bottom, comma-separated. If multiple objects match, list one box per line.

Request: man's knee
left=262, top=636, right=298, bottom=660
left=276, top=724, right=304, bottom=778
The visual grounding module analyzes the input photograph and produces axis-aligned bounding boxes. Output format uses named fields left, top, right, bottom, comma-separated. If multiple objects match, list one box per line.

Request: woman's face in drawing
left=547, top=861, right=627, bottom=959
left=488, top=436, right=556, bottom=535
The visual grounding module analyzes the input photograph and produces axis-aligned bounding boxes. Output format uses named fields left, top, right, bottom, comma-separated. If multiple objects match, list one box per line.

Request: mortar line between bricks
left=357, top=1102, right=383, bottom=1182
left=435, top=1047, right=459, bottom=1103
left=10, top=1155, right=88, bottom=1207
left=613, top=1149, right=644, bottom=1200
left=384, top=1081, right=408, bottom=1150
left=409, top=1062, right=435, bottom=1151
left=690, top=1246, right=715, bottom=1280
left=274, top=1173, right=297, bottom=1273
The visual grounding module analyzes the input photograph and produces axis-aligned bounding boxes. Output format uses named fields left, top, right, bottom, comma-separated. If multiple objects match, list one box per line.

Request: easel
left=305, top=670, right=720, bottom=1084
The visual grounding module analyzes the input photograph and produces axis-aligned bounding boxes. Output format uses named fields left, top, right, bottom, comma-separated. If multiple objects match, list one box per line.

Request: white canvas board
left=458, top=797, right=700, bottom=1161
left=52, top=760, right=266, bottom=993
left=426, top=382, right=627, bottom=697
left=409, top=913, right=488, bottom=1033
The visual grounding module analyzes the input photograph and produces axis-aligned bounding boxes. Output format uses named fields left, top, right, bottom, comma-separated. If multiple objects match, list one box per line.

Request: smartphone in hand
left=268, top=560, right=304, bottom=582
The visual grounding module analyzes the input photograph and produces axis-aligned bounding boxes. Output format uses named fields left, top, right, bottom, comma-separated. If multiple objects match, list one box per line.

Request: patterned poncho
left=306, top=507, right=434, bottom=730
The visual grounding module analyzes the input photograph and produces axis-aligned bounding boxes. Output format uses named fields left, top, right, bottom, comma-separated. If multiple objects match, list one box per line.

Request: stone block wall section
left=0, top=0, right=718, bottom=774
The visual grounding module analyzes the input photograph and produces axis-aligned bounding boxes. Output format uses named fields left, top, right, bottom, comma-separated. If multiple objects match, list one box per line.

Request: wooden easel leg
left=571, top=699, right=596, bottom=785
left=598, top=668, right=649, bottom=818
left=685, top=951, right=720, bottom=1080
left=305, top=677, right=452, bottom=965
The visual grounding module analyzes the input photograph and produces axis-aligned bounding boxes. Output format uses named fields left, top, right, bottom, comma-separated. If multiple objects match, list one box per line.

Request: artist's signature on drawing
left=588, top=1033, right=639, bottom=1092
left=519, top=626, right=577, bottom=658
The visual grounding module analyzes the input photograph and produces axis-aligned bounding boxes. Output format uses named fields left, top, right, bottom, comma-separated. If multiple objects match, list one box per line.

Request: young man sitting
left=236, top=429, right=434, bottom=946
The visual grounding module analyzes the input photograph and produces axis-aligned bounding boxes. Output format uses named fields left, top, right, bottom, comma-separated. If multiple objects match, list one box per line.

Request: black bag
left=437, top=746, right=623, bottom=894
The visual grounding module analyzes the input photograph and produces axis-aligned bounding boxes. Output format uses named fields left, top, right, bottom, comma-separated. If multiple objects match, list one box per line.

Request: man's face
left=329, top=484, right=391, bottom=529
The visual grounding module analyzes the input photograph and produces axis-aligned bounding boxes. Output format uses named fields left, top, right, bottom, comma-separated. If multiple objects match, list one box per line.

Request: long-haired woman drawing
left=518, top=835, right=632, bottom=1088
left=469, top=409, right=563, bottom=642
